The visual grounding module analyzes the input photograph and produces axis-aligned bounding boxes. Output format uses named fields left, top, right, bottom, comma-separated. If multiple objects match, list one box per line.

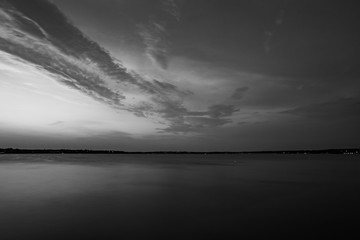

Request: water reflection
left=0, top=154, right=359, bottom=239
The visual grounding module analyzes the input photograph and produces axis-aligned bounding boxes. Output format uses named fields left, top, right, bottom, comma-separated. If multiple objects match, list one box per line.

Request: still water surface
left=0, top=154, right=359, bottom=239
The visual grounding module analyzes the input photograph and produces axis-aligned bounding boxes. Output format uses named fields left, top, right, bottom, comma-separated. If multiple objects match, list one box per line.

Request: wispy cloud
left=137, top=0, right=181, bottom=69
left=138, top=20, right=169, bottom=69
left=0, top=0, right=236, bottom=134
left=0, top=0, right=125, bottom=105
left=232, top=86, right=249, bottom=100
left=282, top=98, right=360, bottom=119
left=159, top=104, right=240, bottom=133
left=162, top=0, right=181, bottom=21
left=264, top=9, right=285, bottom=55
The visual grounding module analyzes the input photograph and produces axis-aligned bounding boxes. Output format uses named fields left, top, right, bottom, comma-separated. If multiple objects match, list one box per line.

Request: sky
left=0, top=0, right=359, bottom=151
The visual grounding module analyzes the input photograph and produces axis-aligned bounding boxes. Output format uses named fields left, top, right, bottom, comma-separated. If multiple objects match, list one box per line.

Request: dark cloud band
left=0, top=0, right=237, bottom=134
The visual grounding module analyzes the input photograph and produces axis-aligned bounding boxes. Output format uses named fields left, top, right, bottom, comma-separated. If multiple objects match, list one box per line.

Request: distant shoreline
left=0, top=148, right=359, bottom=154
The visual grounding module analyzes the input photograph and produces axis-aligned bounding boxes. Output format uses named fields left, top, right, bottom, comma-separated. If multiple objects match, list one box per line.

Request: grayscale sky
left=1, top=0, right=359, bottom=151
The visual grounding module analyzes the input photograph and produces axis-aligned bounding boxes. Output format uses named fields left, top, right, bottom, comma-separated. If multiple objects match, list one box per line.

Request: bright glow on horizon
left=0, top=51, right=160, bottom=137
left=1, top=0, right=359, bottom=151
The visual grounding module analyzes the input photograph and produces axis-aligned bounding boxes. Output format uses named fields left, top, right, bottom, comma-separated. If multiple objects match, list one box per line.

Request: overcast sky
left=1, top=0, right=359, bottom=151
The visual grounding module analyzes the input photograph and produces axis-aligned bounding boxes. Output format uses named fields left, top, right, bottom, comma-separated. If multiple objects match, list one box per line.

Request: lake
left=0, top=154, right=359, bottom=239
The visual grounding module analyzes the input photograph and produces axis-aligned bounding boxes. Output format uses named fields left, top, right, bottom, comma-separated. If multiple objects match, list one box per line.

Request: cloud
left=207, top=104, right=238, bottom=118
left=137, top=0, right=181, bottom=69
left=186, top=117, right=230, bottom=128
left=159, top=104, right=239, bottom=133
left=0, top=0, right=190, bottom=126
left=0, top=0, right=126, bottom=105
left=0, top=0, right=234, bottom=134
left=263, top=9, right=285, bottom=55
left=138, top=21, right=169, bottom=69
left=282, top=98, right=360, bottom=119
left=162, top=0, right=181, bottom=21
left=232, top=86, right=249, bottom=100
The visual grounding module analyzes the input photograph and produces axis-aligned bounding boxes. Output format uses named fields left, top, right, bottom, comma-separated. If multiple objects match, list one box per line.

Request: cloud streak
left=159, top=104, right=240, bottom=133
left=162, top=0, right=181, bottom=21
left=232, top=86, right=249, bottom=100
left=0, top=0, right=125, bottom=105
left=137, top=0, right=181, bottom=69
left=0, top=0, right=237, bottom=134
left=282, top=98, right=360, bottom=119
left=138, top=20, right=169, bottom=69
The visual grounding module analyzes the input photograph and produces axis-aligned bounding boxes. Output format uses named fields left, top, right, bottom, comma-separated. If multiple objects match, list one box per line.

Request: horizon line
left=1, top=147, right=359, bottom=154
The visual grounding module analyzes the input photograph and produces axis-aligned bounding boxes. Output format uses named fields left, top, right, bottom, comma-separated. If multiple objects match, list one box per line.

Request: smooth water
left=0, top=154, right=359, bottom=239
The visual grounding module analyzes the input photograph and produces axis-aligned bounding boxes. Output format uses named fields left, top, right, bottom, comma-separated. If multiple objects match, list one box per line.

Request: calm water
left=0, top=154, right=359, bottom=239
